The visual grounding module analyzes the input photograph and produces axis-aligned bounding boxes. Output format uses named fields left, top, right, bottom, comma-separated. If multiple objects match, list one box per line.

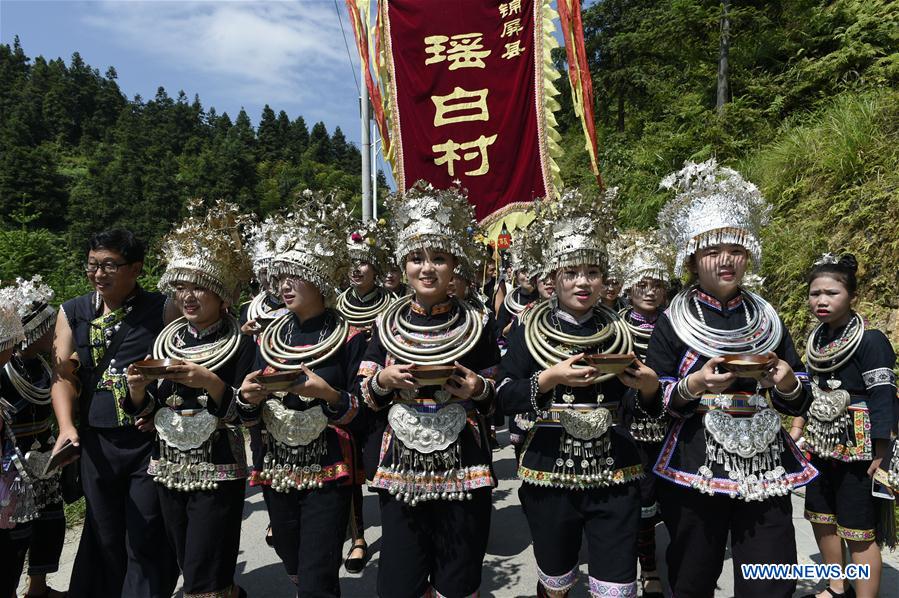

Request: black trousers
left=349, top=431, right=365, bottom=542
left=659, top=482, right=797, bottom=598
left=68, top=427, right=178, bottom=598
left=158, top=479, right=246, bottom=596
left=264, top=483, right=352, bottom=597
left=377, top=488, right=492, bottom=598
left=519, top=482, right=639, bottom=593
left=25, top=500, right=65, bottom=575
left=0, top=524, right=31, bottom=597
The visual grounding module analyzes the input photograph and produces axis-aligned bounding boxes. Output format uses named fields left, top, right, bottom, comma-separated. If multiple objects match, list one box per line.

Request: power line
left=334, top=0, right=360, bottom=96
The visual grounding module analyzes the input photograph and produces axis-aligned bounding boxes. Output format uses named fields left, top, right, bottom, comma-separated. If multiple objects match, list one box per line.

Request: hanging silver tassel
left=259, top=430, right=328, bottom=493
left=387, top=440, right=470, bottom=506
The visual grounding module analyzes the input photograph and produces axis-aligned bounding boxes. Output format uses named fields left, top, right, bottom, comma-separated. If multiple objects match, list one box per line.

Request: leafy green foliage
left=0, top=37, right=388, bottom=298
left=561, top=0, right=899, bottom=342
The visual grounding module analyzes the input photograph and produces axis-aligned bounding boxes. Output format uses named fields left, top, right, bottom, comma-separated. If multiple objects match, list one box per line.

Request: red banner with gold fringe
left=376, top=0, right=562, bottom=226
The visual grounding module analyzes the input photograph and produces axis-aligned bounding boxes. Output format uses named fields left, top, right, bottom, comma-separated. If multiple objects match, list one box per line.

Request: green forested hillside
left=556, top=0, right=899, bottom=341
left=0, top=36, right=387, bottom=294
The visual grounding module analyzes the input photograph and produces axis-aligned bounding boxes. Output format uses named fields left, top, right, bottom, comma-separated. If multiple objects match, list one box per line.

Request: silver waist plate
left=262, top=400, right=328, bottom=447
left=703, top=408, right=780, bottom=459
left=558, top=407, right=612, bottom=440
left=154, top=408, right=217, bottom=451
left=808, top=385, right=850, bottom=422
left=388, top=403, right=467, bottom=454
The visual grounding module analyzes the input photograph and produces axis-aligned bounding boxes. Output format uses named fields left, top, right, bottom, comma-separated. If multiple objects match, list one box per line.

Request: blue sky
left=0, top=0, right=380, bottom=154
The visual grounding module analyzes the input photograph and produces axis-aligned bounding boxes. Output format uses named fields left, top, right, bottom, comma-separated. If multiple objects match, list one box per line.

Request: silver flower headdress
left=387, top=180, right=477, bottom=264
left=813, top=253, right=839, bottom=266
left=0, top=275, right=56, bottom=347
left=0, top=298, right=25, bottom=353
left=347, top=218, right=391, bottom=274
left=246, top=212, right=289, bottom=278
left=158, top=199, right=253, bottom=304
left=607, top=229, right=672, bottom=291
left=268, top=189, right=353, bottom=298
left=658, top=158, right=771, bottom=276
left=528, top=187, right=619, bottom=276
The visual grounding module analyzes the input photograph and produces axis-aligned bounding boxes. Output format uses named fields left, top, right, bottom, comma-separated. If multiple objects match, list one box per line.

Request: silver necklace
left=4, top=356, right=52, bottom=405
left=668, top=286, right=783, bottom=357
left=380, top=295, right=482, bottom=365
left=806, top=313, right=864, bottom=375
left=153, top=316, right=241, bottom=372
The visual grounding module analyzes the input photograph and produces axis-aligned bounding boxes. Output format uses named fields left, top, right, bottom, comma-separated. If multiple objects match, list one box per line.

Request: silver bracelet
left=471, top=374, right=491, bottom=402
left=370, top=370, right=391, bottom=396
left=235, top=389, right=256, bottom=411
left=677, top=376, right=702, bottom=401
left=776, top=376, right=803, bottom=400
left=529, top=370, right=549, bottom=416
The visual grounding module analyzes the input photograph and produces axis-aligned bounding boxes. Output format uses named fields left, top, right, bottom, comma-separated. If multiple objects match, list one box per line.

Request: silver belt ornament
left=698, top=407, right=791, bottom=501
left=388, top=403, right=467, bottom=453
left=386, top=403, right=470, bottom=506
left=154, top=405, right=220, bottom=492
left=260, top=400, right=329, bottom=493
left=262, top=400, right=328, bottom=447
left=546, top=407, right=616, bottom=488
left=805, top=381, right=854, bottom=458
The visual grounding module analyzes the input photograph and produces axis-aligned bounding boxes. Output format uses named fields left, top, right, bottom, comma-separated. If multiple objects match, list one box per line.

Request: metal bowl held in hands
left=582, top=353, right=636, bottom=375
left=720, top=354, right=774, bottom=380
left=255, top=370, right=304, bottom=392
left=132, top=358, right=186, bottom=379
left=410, top=364, right=457, bottom=387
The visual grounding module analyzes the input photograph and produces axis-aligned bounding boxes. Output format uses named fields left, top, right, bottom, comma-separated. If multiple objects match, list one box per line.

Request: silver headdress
left=268, top=189, right=352, bottom=298
left=658, top=158, right=771, bottom=276
left=246, top=212, right=288, bottom=278
left=347, top=218, right=391, bottom=274
left=455, top=224, right=489, bottom=283
left=158, top=199, right=253, bottom=305
left=528, top=187, right=619, bottom=276
left=0, top=297, right=25, bottom=354
left=0, top=275, right=56, bottom=347
left=607, top=229, right=672, bottom=291
left=387, top=181, right=477, bottom=263
left=813, top=253, right=839, bottom=266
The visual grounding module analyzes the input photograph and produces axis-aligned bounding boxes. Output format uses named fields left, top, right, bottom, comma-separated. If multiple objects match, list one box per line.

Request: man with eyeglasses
left=49, top=229, right=178, bottom=598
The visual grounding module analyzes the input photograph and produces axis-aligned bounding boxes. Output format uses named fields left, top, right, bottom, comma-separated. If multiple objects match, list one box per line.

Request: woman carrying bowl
left=125, top=200, right=256, bottom=598
left=495, top=189, right=657, bottom=598
left=645, top=159, right=817, bottom=598
left=237, top=192, right=367, bottom=597
left=354, top=182, right=499, bottom=598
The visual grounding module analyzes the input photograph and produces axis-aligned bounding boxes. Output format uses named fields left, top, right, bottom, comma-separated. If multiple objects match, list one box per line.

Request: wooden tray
left=255, top=370, right=304, bottom=391
left=132, top=358, right=185, bottom=378
left=582, top=353, right=636, bottom=374
left=720, top=354, right=774, bottom=380
left=410, top=364, right=456, bottom=387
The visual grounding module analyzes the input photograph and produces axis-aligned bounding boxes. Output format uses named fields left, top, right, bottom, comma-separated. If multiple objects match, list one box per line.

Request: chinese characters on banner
left=382, top=0, right=559, bottom=224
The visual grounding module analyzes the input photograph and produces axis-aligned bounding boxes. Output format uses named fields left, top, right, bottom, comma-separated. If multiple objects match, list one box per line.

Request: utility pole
left=361, top=80, right=372, bottom=221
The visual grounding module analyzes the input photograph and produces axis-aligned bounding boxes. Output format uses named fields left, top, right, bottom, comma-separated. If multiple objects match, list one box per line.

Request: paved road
left=21, top=430, right=899, bottom=597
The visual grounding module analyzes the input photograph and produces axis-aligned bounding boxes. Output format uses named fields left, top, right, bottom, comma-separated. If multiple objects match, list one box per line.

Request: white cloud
left=82, top=0, right=361, bottom=105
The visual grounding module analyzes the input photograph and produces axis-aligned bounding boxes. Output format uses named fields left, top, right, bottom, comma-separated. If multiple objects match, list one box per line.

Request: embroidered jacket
left=125, top=320, right=257, bottom=481
left=239, top=310, right=367, bottom=487
left=496, top=307, right=644, bottom=489
left=355, top=297, right=500, bottom=494
left=644, top=288, right=818, bottom=498
left=804, top=323, right=897, bottom=461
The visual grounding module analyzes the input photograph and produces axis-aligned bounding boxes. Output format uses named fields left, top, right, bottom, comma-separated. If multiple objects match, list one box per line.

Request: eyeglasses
left=84, top=261, right=130, bottom=274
